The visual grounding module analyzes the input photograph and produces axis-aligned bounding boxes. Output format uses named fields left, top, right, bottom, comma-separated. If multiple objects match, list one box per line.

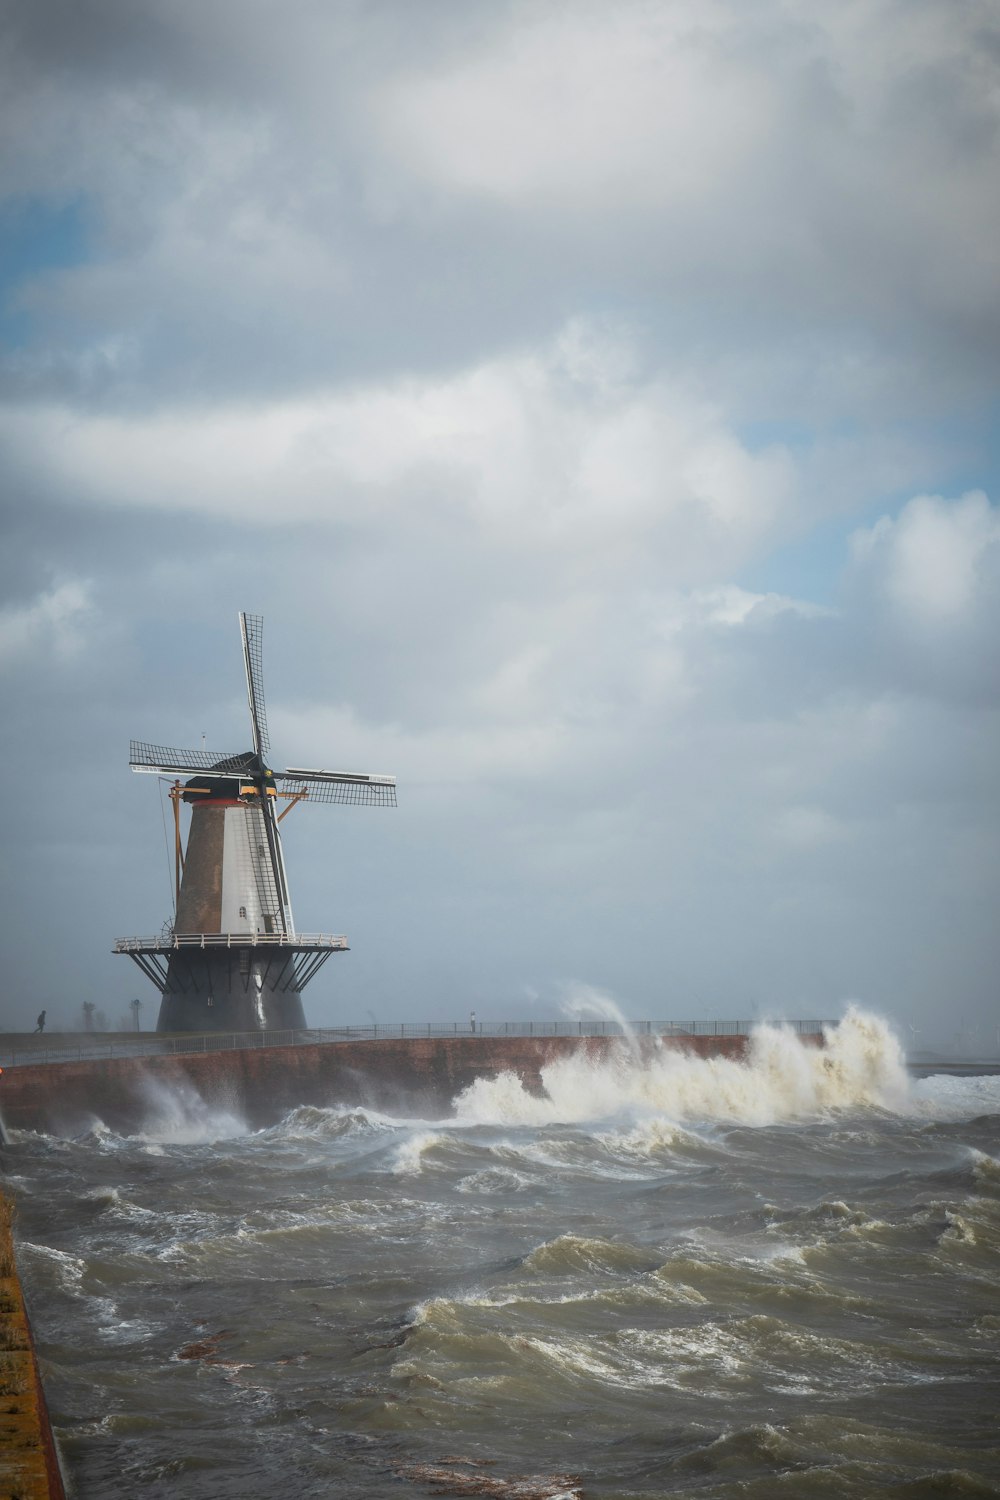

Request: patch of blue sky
left=738, top=513, right=865, bottom=607
left=0, top=194, right=92, bottom=345
left=922, top=407, right=1000, bottom=507
left=735, top=411, right=1000, bottom=606
left=735, top=417, right=816, bottom=454
left=732, top=418, right=867, bottom=605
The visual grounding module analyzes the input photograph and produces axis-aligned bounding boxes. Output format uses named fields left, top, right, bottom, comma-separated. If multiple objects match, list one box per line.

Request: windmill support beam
left=114, top=934, right=348, bottom=1030
left=121, top=949, right=172, bottom=992
left=290, top=949, right=335, bottom=990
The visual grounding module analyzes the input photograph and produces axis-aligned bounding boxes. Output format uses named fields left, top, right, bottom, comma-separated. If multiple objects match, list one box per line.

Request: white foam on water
left=911, top=1072, right=1000, bottom=1119
left=19, top=1242, right=119, bottom=1323
left=96, top=1315, right=164, bottom=1345
left=389, top=1130, right=450, bottom=1174
left=969, top=1148, right=1000, bottom=1191
left=271, top=1104, right=400, bottom=1140
left=453, top=1007, right=912, bottom=1128
left=501, top=1314, right=925, bottom=1399
left=456, top=1167, right=534, bottom=1195
left=82, top=1185, right=157, bottom=1222
left=596, top=1118, right=708, bottom=1160
left=20, top=1241, right=88, bottom=1293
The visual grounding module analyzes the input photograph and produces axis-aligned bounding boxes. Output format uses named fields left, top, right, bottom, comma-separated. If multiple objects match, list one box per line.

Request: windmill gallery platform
left=0, top=1027, right=826, bottom=1139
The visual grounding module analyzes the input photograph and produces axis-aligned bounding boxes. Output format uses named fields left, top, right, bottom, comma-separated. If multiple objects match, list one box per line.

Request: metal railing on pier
left=0, top=1018, right=833, bottom=1069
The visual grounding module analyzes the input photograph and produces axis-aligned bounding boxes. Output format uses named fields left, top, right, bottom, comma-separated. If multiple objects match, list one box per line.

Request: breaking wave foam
left=453, top=1008, right=911, bottom=1127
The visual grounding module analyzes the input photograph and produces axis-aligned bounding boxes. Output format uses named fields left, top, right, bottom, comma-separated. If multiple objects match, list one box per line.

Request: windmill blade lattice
left=260, top=788, right=293, bottom=934
left=130, top=742, right=255, bottom=777
left=281, top=770, right=397, bottom=807
left=240, top=612, right=270, bottom=759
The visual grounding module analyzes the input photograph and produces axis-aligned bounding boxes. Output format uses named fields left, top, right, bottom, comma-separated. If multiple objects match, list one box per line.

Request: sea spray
left=453, top=1007, right=911, bottom=1127
left=558, top=982, right=640, bottom=1056
left=817, top=1005, right=910, bottom=1108
left=131, top=1074, right=248, bottom=1144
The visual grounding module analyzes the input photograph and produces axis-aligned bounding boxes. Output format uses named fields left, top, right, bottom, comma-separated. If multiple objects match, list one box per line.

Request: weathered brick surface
left=0, top=1033, right=754, bottom=1137
left=0, top=1189, right=66, bottom=1498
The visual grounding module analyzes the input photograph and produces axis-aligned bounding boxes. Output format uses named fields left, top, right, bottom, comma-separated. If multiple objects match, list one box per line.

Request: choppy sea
left=5, top=1009, right=1000, bottom=1498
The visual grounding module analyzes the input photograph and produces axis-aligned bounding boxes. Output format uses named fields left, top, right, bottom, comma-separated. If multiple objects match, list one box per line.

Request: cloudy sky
left=1, top=0, right=998, bottom=1048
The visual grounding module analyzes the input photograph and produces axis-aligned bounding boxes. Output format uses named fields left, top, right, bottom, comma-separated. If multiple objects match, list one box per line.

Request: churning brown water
left=6, top=1010, right=1000, bottom=1498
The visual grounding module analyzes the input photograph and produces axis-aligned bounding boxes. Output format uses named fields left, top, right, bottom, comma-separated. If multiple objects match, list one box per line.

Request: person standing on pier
left=34, top=1010, right=46, bottom=1034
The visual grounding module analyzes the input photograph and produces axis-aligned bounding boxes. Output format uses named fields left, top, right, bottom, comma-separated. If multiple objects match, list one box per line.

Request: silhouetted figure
left=34, top=1009, right=46, bottom=1034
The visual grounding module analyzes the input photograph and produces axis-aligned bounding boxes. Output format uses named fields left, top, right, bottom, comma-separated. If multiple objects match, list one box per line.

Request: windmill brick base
left=115, top=932, right=345, bottom=1031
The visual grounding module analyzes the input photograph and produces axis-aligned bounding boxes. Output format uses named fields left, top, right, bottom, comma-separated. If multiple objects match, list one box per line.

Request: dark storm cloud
left=2, top=0, right=999, bottom=408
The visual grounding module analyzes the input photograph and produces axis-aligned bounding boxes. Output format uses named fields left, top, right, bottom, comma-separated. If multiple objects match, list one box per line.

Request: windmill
left=115, top=613, right=396, bottom=1033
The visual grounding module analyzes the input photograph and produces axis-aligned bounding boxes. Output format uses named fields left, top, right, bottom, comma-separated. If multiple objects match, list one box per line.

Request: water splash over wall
left=558, top=982, right=640, bottom=1054
left=131, top=1074, right=248, bottom=1143
left=454, top=1007, right=910, bottom=1127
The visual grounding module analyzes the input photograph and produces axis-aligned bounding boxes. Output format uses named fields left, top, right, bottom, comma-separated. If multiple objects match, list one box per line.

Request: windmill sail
left=129, top=742, right=255, bottom=777
left=281, top=768, right=397, bottom=807
left=238, top=612, right=291, bottom=933
left=261, top=788, right=294, bottom=936
left=240, top=611, right=270, bottom=759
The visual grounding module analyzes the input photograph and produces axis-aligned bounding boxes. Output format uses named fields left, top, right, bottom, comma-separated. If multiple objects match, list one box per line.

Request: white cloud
left=689, top=585, right=832, bottom=627
left=378, top=4, right=775, bottom=209
left=3, top=322, right=797, bottom=580
left=1, top=0, right=996, bottom=424
left=374, top=0, right=1000, bottom=342
left=852, top=490, right=999, bottom=622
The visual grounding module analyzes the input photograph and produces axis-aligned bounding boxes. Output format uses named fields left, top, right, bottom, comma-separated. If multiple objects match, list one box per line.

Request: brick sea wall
left=0, top=1033, right=756, bottom=1137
